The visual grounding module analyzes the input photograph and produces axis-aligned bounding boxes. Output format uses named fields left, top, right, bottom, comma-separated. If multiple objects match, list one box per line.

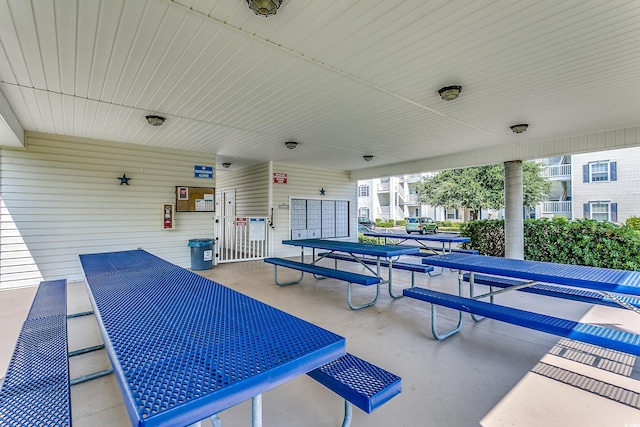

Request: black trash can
left=188, top=239, right=214, bottom=270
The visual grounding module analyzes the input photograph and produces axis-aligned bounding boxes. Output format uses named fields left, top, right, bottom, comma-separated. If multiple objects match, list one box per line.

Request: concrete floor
left=2, top=257, right=640, bottom=426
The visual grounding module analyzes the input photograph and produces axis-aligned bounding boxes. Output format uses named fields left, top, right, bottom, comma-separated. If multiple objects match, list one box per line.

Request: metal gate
left=214, top=216, right=271, bottom=263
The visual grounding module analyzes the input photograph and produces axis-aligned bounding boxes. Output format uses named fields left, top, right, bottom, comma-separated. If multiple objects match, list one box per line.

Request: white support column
left=504, top=161, right=524, bottom=259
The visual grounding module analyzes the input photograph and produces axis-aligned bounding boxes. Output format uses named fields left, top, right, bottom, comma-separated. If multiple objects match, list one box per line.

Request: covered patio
left=3, top=259, right=639, bottom=426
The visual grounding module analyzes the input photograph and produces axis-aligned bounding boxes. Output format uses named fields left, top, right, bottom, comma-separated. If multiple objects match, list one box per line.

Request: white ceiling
left=1, top=0, right=639, bottom=176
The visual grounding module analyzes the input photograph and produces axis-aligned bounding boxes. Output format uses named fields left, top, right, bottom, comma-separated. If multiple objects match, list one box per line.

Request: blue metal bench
left=264, top=257, right=382, bottom=310
left=0, top=279, right=70, bottom=427
left=308, top=353, right=401, bottom=427
left=317, top=252, right=435, bottom=286
left=402, top=287, right=640, bottom=355
left=461, top=273, right=640, bottom=309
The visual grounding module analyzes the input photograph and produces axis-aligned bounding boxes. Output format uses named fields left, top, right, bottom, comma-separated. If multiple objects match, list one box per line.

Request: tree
left=415, top=162, right=550, bottom=214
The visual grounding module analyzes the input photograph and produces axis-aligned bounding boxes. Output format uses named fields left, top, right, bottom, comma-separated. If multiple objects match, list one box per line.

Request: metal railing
left=542, top=201, right=572, bottom=214
left=214, top=216, right=271, bottom=263
left=542, top=164, right=572, bottom=179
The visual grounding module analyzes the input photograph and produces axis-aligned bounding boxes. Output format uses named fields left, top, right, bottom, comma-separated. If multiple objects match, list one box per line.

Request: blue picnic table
left=407, top=253, right=640, bottom=353
left=79, top=249, right=346, bottom=427
left=279, top=239, right=421, bottom=307
left=363, top=231, right=470, bottom=253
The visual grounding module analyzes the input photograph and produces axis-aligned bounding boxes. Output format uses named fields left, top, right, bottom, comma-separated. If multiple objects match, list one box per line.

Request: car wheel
left=406, top=231, right=412, bottom=234
left=433, top=227, right=438, bottom=234
left=420, top=228, right=426, bottom=235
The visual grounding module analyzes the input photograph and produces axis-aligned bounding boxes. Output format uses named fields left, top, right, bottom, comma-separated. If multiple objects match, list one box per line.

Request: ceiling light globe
left=438, top=85, right=462, bottom=101
left=246, top=0, right=283, bottom=17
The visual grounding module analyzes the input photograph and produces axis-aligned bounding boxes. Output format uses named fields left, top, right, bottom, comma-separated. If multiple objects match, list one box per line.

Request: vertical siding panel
left=0, top=133, right=215, bottom=289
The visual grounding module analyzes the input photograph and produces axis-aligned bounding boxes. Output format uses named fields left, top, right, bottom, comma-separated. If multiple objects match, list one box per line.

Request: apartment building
left=360, top=146, right=640, bottom=224
left=357, top=173, right=464, bottom=223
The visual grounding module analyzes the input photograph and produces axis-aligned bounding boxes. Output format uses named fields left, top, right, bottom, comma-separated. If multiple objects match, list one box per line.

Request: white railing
left=405, top=194, right=419, bottom=204
left=378, top=206, right=390, bottom=216
left=396, top=183, right=406, bottom=199
left=542, top=164, right=572, bottom=179
left=214, top=216, right=271, bottom=263
left=542, top=201, right=572, bottom=214
left=377, top=182, right=390, bottom=192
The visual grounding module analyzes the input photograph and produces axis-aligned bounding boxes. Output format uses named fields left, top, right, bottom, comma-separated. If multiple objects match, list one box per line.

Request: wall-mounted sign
left=273, top=172, right=287, bottom=184
left=235, top=217, right=247, bottom=226
left=194, top=165, right=213, bottom=179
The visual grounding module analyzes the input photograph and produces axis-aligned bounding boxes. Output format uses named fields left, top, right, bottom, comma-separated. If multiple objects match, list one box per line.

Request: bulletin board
left=176, top=186, right=215, bottom=212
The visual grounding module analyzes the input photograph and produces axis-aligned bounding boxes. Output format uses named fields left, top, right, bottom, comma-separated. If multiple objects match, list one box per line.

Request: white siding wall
left=572, top=146, right=640, bottom=223
left=216, top=163, right=270, bottom=217
left=0, top=133, right=215, bottom=289
left=271, top=163, right=355, bottom=258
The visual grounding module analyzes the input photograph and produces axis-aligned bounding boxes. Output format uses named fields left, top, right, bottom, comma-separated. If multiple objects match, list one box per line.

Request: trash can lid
left=188, top=239, right=214, bottom=247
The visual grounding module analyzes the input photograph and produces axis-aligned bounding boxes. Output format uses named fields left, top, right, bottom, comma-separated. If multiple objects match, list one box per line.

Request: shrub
left=358, top=233, right=379, bottom=244
left=459, top=220, right=505, bottom=257
left=460, top=218, right=640, bottom=270
left=627, top=216, right=640, bottom=231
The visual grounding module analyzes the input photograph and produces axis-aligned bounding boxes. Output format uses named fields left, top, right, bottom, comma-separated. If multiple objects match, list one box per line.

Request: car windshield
left=408, top=218, right=418, bottom=223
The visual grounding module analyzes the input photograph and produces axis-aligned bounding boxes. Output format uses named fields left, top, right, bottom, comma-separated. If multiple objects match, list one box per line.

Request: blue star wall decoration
left=320, top=188, right=326, bottom=195
left=119, top=174, right=131, bottom=185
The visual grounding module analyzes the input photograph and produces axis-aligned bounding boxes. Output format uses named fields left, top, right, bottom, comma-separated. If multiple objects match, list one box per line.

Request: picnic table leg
left=341, top=400, right=353, bottom=427
left=387, top=258, right=407, bottom=298
left=465, top=271, right=494, bottom=322
left=272, top=264, right=304, bottom=286
left=428, top=279, right=463, bottom=340
left=252, top=394, right=262, bottom=427
left=348, top=282, right=381, bottom=310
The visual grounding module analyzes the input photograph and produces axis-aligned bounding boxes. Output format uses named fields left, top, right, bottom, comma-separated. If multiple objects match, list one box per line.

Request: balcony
left=405, top=194, right=419, bottom=204
left=542, top=201, right=572, bottom=217
left=542, top=164, right=571, bottom=180
left=377, top=182, right=390, bottom=192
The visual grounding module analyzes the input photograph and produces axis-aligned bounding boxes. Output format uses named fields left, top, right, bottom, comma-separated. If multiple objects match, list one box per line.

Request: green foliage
left=375, top=219, right=396, bottom=228
left=396, top=220, right=407, bottom=227
left=436, top=220, right=460, bottom=229
left=459, top=220, right=505, bottom=257
left=459, top=218, right=640, bottom=270
left=415, top=162, right=550, bottom=213
left=626, top=216, right=640, bottom=231
left=358, top=233, right=380, bottom=244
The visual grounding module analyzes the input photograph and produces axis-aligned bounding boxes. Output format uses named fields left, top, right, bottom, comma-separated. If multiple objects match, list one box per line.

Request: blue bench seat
left=264, top=257, right=382, bottom=309
left=317, top=252, right=435, bottom=285
left=0, top=279, right=70, bottom=427
left=462, top=273, right=640, bottom=309
left=308, top=353, right=401, bottom=426
left=403, top=287, right=640, bottom=356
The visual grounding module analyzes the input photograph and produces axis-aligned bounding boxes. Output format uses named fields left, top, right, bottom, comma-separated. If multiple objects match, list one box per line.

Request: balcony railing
left=378, top=206, right=390, bottom=216
left=542, top=201, right=572, bottom=214
left=405, top=194, right=419, bottom=204
left=377, top=182, right=390, bottom=192
left=542, top=164, right=571, bottom=179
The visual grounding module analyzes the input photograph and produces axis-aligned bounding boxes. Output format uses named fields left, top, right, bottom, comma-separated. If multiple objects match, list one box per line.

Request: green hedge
left=627, top=216, right=640, bottom=231
left=459, top=218, right=640, bottom=270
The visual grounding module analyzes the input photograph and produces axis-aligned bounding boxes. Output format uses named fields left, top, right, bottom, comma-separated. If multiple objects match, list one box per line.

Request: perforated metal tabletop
left=282, top=239, right=419, bottom=257
left=423, top=253, right=640, bottom=295
left=363, top=232, right=471, bottom=244
left=79, top=250, right=345, bottom=427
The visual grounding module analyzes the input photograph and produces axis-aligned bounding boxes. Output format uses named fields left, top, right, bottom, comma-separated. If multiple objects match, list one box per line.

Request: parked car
left=357, top=224, right=370, bottom=233
left=405, top=217, right=438, bottom=234
left=358, top=217, right=376, bottom=229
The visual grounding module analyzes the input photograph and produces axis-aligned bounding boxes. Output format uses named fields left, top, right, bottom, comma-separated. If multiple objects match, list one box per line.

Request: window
left=445, top=209, right=459, bottom=220
left=583, top=202, right=618, bottom=223
left=359, top=185, right=369, bottom=197
left=583, top=161, right=617, bottom=183
left=359, top=207, right=369, bottom=218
